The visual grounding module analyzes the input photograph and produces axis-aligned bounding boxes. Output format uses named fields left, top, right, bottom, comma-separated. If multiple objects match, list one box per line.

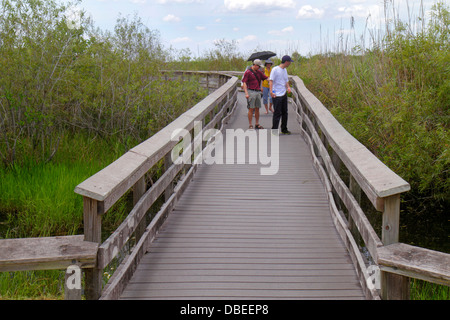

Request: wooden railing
left=0, top=235, right=98, bottom=300
left=73, top=71, right=239, bottom=299
left=289, top=75, right=450, bottom=299
left=0, top=71, right=237, bottom=300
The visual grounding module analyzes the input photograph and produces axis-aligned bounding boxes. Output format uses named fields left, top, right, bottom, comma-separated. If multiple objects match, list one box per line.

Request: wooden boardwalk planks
left=120, top=92, right=365, bottom=300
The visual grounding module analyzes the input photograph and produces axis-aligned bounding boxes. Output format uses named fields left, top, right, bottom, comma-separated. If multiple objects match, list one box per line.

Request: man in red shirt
left=242, top=59, right=268, bottom=129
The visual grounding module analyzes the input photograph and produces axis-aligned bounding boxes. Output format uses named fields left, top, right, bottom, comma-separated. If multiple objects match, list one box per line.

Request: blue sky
left=74, top=0, right=437, bottom=58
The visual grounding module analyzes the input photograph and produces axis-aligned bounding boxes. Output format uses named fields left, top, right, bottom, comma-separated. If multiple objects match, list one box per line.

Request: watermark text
left=170, top=121, right=280, bottom=175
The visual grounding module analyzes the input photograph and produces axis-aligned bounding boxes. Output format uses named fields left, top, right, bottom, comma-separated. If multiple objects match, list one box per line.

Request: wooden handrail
left=74, top=72, right=239, bottom=299
left=378, top=243, right=450, bottom=287
left=0, top=235, right=98, bottom=300
left=289, top=75, right=449, bottom=300
left=0, top=236, right=98, bottom=272
left=290, top=76, right=410, bottom=211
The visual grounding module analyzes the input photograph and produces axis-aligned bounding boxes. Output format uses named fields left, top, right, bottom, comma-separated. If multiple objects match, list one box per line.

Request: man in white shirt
left=269, top=55, right=294, bottom=134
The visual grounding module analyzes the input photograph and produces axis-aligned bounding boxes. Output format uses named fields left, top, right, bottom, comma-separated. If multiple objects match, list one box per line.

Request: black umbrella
left=247, top=51, right=276, bottom=61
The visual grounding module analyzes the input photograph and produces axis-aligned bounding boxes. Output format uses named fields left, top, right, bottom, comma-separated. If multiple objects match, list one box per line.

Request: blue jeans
left=262, top=87, right=272, bottom=105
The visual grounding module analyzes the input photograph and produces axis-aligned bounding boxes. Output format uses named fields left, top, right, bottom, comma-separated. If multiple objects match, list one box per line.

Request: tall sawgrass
left=291, top=0, right=449, bottom=300
left=293, top=0, right=449, bottom=251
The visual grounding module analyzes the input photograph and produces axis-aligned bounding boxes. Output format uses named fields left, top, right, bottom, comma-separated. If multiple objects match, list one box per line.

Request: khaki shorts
left=247, top=90, right=262, bottom=109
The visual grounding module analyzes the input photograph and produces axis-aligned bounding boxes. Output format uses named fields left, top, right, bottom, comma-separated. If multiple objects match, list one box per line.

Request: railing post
left=134, top=177, right=147, bottom=242
left=164, top=153, right=174, bottom=201
left=83, top=196, right=104, bottom=300
left=297, top=99, right=303, bottom=128
left=349, top=175, right=361, bottom=243
left=382, top=194, right=400, bottom=244
left=331, top=150, right=342, bottom=211
left=381, top=194, right=410, bottom=299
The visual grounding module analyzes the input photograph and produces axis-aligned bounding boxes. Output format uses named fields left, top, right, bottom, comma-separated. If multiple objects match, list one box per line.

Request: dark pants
left=271, top=93, right=288, bottom=132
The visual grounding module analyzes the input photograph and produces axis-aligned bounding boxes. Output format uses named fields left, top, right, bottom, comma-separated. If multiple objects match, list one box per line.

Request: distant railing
left=74, top=71, right=239, bottom=299
left=289, top=76, right=450, bottom=299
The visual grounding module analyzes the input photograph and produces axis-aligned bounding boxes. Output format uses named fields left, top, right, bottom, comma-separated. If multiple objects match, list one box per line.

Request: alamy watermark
left=65, top=264, right=81, bottom=291
left=366, top=265, right=381, bottom=290
left=170, top=121, right=280, bottom=175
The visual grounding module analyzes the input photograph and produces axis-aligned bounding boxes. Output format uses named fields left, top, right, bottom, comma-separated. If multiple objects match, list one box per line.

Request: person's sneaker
left=281, top=130, right=291, bottom=135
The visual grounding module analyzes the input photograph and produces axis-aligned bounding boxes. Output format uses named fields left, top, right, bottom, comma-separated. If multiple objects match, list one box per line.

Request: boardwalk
left=120, top=92, right=365, bottom=300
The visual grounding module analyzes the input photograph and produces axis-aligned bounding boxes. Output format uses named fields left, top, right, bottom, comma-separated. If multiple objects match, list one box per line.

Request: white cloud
left=171, top=37, right=191, bottom=43
left=335, top=4, right=381, bottom=19
left=163, top=14, right=181, bottom=22
left=336, top=5, right=363, bottom=18
left=237, top=35, right=258, bottom=45
left=234, top=35, right=260, bottom=53
left=297, top=5, right=324, bottom=19
left=336, top=29, right=355, bottom=35
left=268, top=26, right=294, bottom=36
left=224, top=0, right=295, bottom=11
left=335, top=4, right=383, bottom=27
left=157, top=0, right=203, bottom=3
left=196, top=26, right=206, bottom=30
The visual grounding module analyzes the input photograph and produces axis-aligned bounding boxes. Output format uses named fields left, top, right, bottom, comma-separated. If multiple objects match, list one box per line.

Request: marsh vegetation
left=0, top=0, right=448, bottom=299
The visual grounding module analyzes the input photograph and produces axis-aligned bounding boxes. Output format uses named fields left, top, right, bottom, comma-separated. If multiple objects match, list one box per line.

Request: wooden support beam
left=381, top=272, right=410, bottom=300
left=83, top=197, right=104, bottom=300
left=381, top=194, right=410, bottom=300
left=382, top=194, right=400, bottom=245
left=133, top=176, right=147, bottom=242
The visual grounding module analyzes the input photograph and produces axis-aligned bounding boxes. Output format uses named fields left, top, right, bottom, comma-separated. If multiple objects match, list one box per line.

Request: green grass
left=1, top=162, right=87, bottom=238
left=0, top=270, right=64, bottom=300
left=411, top=279, right=450, bottom=300
left=0, top=133, right=128, bottom=300
left=0, top=133, right=124, bottom=239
